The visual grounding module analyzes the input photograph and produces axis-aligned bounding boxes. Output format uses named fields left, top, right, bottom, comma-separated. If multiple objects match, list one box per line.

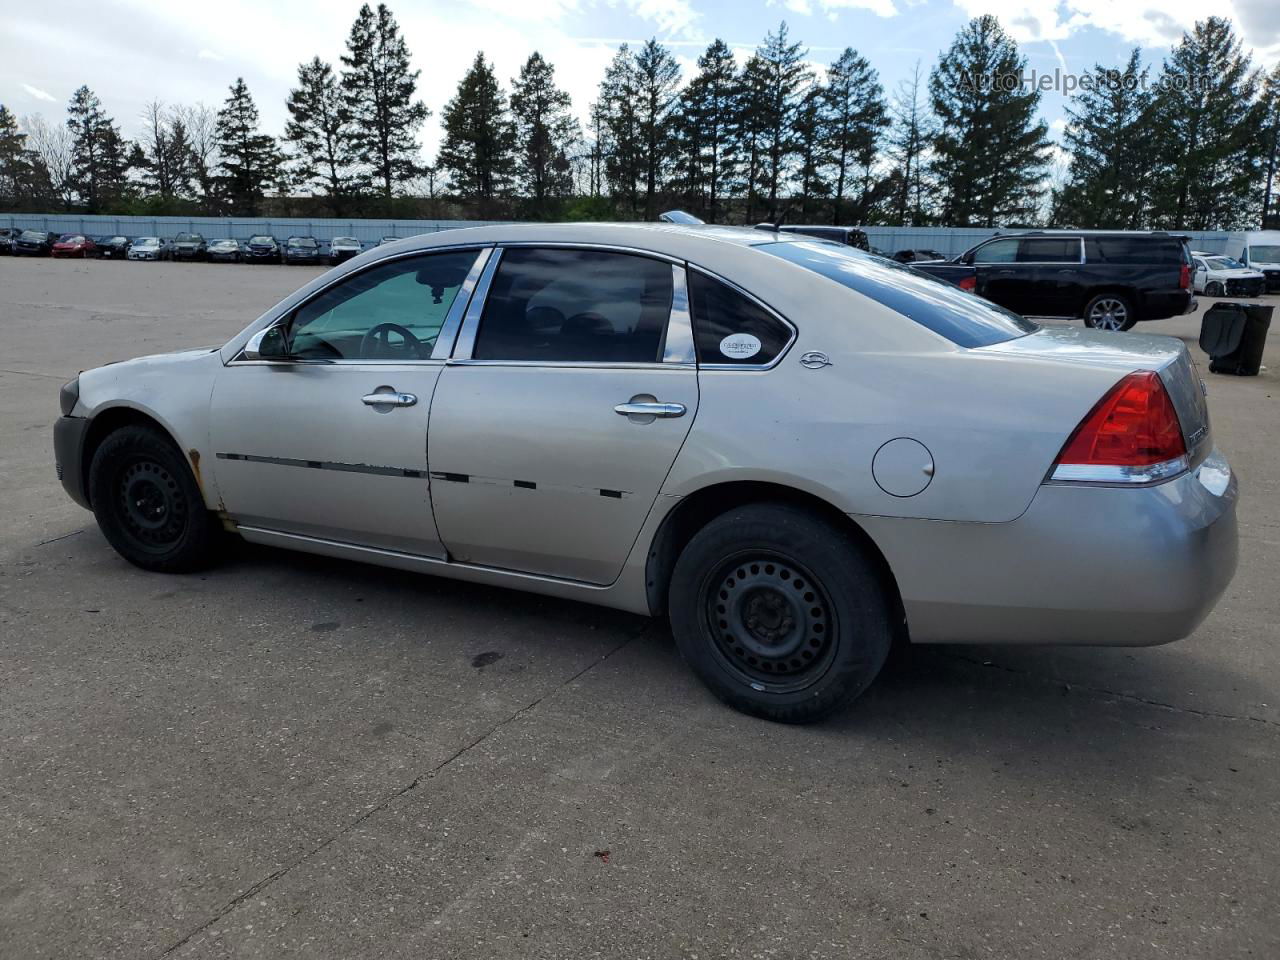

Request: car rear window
left=1087, top=236, right=1188, bottom=265
left=758, top=240, right=1037, bottom=348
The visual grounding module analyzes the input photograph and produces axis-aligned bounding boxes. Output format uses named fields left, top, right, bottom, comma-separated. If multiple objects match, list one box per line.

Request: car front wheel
left=669, top=503, right=894, bottom=723
left=88, top=425, right=221, bottom=572
left=1206, top=281, right=1224, bottom=297
left=1083, top=293, right=1136, bottom=332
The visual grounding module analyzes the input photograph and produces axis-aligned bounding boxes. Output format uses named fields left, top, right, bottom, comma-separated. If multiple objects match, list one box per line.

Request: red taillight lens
left=1180, top=264, right=1191, bottom=290
left=958, top=275, right=977, bottom=292
left=1053, top=372, right=1187, bottom=481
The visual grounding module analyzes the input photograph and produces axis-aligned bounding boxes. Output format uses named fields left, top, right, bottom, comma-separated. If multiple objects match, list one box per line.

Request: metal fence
left=0, top=213, right=1236, bottom=257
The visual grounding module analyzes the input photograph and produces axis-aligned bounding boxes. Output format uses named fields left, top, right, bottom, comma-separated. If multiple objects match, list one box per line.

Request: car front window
left=759, top=240, right=1037, bottom=348
left=1249, top=245, right=1280, bottom=262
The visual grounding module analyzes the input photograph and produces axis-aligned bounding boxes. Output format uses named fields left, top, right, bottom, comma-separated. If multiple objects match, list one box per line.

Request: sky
left=4, top=0, right=1279, bottom=165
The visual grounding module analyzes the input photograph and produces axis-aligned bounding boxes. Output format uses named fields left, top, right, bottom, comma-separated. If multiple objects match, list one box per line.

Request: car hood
left=1209, top=268, right=1264, bottom=278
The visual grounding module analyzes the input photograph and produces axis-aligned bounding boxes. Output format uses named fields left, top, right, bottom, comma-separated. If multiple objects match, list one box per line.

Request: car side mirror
left=243, top=324, right=291, bottom=361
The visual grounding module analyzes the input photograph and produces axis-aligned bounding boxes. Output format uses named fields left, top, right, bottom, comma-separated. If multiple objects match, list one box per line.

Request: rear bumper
left=54, top=415, right=92, bottom=510
left=858, top=449, right=1239, bottom=646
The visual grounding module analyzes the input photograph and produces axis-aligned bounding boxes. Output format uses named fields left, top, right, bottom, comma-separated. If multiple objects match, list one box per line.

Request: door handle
left=362, top=392, right=417, bottom=407
left=614, top=401, right=686, bottom=418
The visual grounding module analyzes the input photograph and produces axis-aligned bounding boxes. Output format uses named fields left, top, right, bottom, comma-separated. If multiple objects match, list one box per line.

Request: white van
left=1225, top=231, right=1280, bottom=292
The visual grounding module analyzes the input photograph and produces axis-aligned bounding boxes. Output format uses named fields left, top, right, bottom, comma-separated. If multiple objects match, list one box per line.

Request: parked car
left=52, top=223, right=1237, bottom=723
left=328, top=236, right=362, bottom=264
left=207, top=239, right=242, bottom=263
left=1191, top=252, right=1265, bottom=298
left=51, top=234, right=99, bottom=258
left=282, top=236, right=322, bottom=264
left=913, top=231, right=1195, bottom=331
left=1224, top=230, right=1280, bottom=292
left=171, top=233, right=208, bottom=261
left=244, top=235, right=281, bottom=263
left=15, top=230, right=58, bottom=256
left=0, top=227, right=24, bottom=255
left=378, top=236, right=401, bottom=246
left=893, top=248, right=946, bottom=263
left=127, top=237, right=168, bottom=261
left=753, top=223, right=870, bottom=251
left=97, top=236, right=132, bottom=259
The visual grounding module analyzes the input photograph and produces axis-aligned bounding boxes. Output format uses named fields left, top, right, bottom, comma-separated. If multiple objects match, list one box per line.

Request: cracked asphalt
left=2, top=257, right=1278, bottom=959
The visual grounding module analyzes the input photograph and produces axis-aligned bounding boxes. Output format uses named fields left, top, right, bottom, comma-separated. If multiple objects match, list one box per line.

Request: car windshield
left=291, top=238, right=318, bottom=248
left=211, top=239, right=235, bottom=246
left=1206, top=257, right=1241, bottom=270
left=1250, top=245, right=1280, bottom=262
left=21, top=231, right=44, bottom=241
left=175, top=234, right=200, bottom=242
left=333, top=237, right=357, bottom=244
left=58, top=234, right=82, bottom=242
left=758, top=240, right=1037, bottom=348
left=135, top=237, right=159, bottom=247
left=249, top=236, right=274, bottom=244
left=111, top=236, right=127, bottom=243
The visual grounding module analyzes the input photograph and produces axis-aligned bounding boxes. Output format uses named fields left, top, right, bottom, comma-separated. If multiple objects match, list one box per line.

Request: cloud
left=197, top=49, right=224, bottom=62
left=816, top=0, right=899, bottom=18
left=21, top=83, right=57, bottom=102
left=619, top=0, right=701, bottom=37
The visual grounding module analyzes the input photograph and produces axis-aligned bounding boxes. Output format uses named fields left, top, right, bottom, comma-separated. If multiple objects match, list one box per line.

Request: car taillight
left=958, top=276, right=977, bottom=292
left=1180, top=264, right=1191, bottom=290
left=1050, top=371, right=1188, bottom=484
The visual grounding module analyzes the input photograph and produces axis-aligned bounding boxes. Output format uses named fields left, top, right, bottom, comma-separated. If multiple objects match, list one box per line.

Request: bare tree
left=174, top=103, right=219, bottom=205
left=21, top=114, right=75, bottom=209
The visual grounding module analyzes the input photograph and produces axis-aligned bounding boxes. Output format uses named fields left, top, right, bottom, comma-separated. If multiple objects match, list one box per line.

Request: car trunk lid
left=978, top=324, right=1211, bottom=465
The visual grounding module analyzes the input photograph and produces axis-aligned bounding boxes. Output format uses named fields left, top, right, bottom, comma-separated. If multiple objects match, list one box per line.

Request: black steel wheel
left=670, top=503, right=894, bottom=723
left=88, top=425, right=220, bottom=572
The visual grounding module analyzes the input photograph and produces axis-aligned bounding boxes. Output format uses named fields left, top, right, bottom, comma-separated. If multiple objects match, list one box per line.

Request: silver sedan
left=53, top=223, right=1238, bottom=722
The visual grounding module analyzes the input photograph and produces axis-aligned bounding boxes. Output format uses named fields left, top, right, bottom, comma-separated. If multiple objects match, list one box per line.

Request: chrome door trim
left=361, top=392, right=418, bottom=407
left=687, top=264, right=798, bottom=371
left=226, top=244, right=493, bottom=365
left=431, top=246, right=493, bottom=360
left=451, top=248, right=504, bottom=360
left=663, top=264, right=696, bottom=365
left=447, top=359, right=690, bottom=370
left=614, top=401, right=687, bottom=417
left=493, top=240, right=683, bottom=265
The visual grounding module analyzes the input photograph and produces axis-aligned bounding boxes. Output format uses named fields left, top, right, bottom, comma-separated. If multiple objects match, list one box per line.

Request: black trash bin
left=1200, top=301, right=1272, bottom=376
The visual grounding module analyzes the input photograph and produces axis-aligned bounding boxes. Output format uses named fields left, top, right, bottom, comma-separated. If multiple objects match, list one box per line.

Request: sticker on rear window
left=719, top=333, right=762, bottom=359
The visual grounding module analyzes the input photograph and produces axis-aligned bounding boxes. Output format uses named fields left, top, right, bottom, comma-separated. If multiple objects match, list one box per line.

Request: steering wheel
left=359, top=323, right=424, bottom=359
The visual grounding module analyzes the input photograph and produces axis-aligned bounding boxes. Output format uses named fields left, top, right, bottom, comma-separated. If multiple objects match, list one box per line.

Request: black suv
left=244, top=235, right=281, bottom=263
left=171, top=233, right=208, bottom=261
left=915, top=231, right=1194, bottom=331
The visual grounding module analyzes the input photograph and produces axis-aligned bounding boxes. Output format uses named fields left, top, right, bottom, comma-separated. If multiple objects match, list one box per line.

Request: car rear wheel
left=88, top=425, right=221, bottom=573
left=669, top=504, right=894, bottom=723
left=1083, top=294, right=1136, bottom=332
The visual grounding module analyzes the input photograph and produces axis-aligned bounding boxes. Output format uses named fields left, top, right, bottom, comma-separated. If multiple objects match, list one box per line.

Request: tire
left=1083, top=293, right=1136, bottom=332
left=88, top=425, right=220, bottom=573
left=1206, top=281, right=1224, bottom=297
left=668, top=503, right=894, bottom=723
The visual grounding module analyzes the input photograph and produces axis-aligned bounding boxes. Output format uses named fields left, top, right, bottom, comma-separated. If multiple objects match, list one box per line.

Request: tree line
left=1, top=5, right=1277, bottom=230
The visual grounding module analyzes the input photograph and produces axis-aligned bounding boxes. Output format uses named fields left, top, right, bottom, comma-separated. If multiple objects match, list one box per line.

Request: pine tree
left=138, top=101, right=197, bottom=200
left=510, top=52, right=579, bottom=217
left=341, top=3, right=429, bottom=200
left=673, top=39, right=739, bottom=221
left=1053, top=50, right=1155, bottom=229
left=929, top=16, right=1050, bottom=227
left=794, top=85, right=832, bottom=220
left=887, top=62, right=935, bottom=225
left=824, top=48, right=887, bottom=225
left=1261, top=63, right=1280, bottom=229
left=437, top=52, right=517, bottom=211
left=748, top=22, right=811, bottom=221
left=0, top=105, right=39, bottom=208
left=65, top=86, right=132, bottom=212
left=596, top=45, right=643, bottom=216
left=631, top=39, right=681, bottom=221
left=214, top=78, right=280, bottom=216
left=286, top=57, right=356, bottom=214
left=1148, top=17, right=1264, bottom=230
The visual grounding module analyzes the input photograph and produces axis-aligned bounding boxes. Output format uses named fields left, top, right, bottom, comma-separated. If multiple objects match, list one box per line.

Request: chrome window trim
left=686, top=264, right=798, bottom=371
left=663, top=264, right=696, bottom=365
left=225, top=243, right=493, bottom=365
left=450, top=244, right=687, bottom=365
left=431, top=247, right=493, bottom=360
left=1047, top=455, right=1189, bottom=486
left=451, top=247, right=504, bottom=360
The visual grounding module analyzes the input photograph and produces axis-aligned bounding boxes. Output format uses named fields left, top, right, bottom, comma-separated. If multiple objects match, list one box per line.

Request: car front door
left=427, top=246, right=698, bottom=585
left=208, top=246, right=490, bottom=555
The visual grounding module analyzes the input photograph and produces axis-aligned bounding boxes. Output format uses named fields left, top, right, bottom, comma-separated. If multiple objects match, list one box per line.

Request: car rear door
left=426, top=246, right=698, bottom=585
left=1017, top=237, right=1085, bottom=316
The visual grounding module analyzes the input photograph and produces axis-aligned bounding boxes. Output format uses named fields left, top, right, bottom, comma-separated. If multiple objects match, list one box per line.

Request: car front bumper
left=858, top=448, right=1239, bottom=646
left=54, top=415, right=92, bottom=509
